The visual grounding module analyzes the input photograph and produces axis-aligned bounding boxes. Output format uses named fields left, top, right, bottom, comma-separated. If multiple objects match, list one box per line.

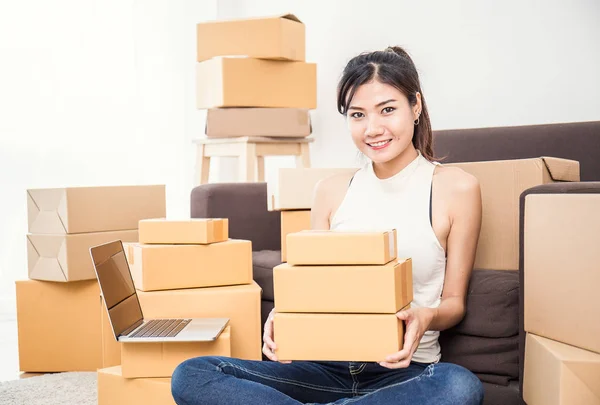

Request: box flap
left=27, top=189, right=69, bottom=233
left=27, top=235, right=68, bottom=281
left=541, top=157, right=580, bottom=181
left=565, top=362, right=600, bottom=399
left=279, top=14, right=302, bottom=23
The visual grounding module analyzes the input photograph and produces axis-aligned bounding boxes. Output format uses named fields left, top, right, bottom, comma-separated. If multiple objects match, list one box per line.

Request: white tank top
left=330, top=151, right=446, bottom=364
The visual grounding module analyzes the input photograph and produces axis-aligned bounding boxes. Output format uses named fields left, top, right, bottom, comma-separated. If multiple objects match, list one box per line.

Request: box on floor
left=98, top=366, right=175, bottom=405
left=524, top=334, right=600, bottom=405
left=16, top=279, right=103, bottom=372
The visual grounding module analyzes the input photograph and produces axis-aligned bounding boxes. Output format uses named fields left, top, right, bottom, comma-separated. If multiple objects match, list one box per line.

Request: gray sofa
left=190, top=120, right=600, bottom=405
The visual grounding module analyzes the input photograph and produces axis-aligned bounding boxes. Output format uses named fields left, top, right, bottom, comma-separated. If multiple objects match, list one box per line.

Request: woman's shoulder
left=432, top=163, right=480, bottom=197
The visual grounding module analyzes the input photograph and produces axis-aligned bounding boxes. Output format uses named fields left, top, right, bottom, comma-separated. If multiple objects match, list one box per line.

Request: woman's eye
left=350, top=112, right=364, bottom=118
left=382, top=107, right=395, bottom=114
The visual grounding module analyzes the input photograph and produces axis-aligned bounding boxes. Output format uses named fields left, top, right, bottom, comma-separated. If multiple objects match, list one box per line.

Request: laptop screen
left=90, top=240, right=143, bottom=339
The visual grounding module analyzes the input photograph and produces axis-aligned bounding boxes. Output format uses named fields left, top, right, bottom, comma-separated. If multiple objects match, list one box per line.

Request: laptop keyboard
left=129, top=319, right=192, bottom=338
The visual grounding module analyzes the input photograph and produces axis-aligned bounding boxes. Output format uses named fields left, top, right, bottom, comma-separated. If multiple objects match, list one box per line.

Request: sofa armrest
left=191, top=182, right=281, bottom=252
left=518, top=181, right=600, bottom=396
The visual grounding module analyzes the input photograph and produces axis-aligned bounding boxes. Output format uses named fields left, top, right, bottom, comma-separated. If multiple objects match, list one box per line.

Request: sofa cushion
left=252, top=250, right=282, bottom=301
left=440, top=332, right=519, bottom=385
left=452, top=269, right=519, bottom=338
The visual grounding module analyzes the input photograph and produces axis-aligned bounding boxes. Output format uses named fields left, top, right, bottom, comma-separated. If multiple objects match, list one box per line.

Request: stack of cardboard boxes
left=17, top=185, right=166, bottom=373
left=273, top=229, right=413, bottom=361
left=97, top=218, right=262, bottom=405
left=196, top=14, right=316, bottom=140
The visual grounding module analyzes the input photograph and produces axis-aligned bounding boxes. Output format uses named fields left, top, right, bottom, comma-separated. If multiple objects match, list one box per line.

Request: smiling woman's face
left=346, top=80, right=420, bottom=165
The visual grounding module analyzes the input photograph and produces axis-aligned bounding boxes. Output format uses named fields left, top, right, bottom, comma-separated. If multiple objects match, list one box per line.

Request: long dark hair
left=337, top=46, right=436, bottom=162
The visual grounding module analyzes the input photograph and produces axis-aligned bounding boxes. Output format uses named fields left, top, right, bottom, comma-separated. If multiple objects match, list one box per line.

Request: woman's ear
left=414, top=92, right=422, bottom=120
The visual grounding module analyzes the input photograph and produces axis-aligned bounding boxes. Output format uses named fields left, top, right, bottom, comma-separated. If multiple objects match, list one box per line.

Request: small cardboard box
left=127, top=239, right=252, bottom=291
left=206, top=108, right=311, bottom=138
left=16, top=280, right=103, bottom=372
left=286, top=229, right=397, bottom=265
left=196, top=57, right=317, bottom=109
left=274, top=312, right=405, bottom=362
left=138, top=218, right=229, bottom=245
left=447, top=157, right=579, bottom=270
left=137, top=282, right=262, bottom=360
left=121, top=326, right=231, bottom=378
left=523, top=334, right=600, bottom=405
left=524, top=193, right=600, bottom=354
left=27, top=230, right=138, bottom=282
left=268, top=167, right=358, bottom=211
left=197, top=14, right=305, bottom=62
left=27, top=185, right=166, bottom=234
left=98, top=366, right=175, bottom=405
left=280, top=210, right=311, bottom=262
left=274, top=259, right=412, bottom=314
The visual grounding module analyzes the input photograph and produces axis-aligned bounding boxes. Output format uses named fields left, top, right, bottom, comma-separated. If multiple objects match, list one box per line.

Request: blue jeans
left=171, top=356, right=484, bottom=405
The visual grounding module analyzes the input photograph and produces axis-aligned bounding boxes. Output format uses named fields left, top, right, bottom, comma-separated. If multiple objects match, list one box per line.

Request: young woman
left=171, top=46, right=485, bottom=405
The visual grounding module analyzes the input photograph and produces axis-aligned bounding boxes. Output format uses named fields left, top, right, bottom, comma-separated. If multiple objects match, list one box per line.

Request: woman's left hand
left=379, top=307, right=436, bottom=369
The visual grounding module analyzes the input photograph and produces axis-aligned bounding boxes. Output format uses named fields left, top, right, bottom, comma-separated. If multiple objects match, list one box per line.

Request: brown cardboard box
left=268, top=167, right=358, bottom=211
left=101, top=298, right=121, bottom=367
left=27, top=230, right=138, bottom=282
left=524, top=193, right=600, bottom=354
left=139, top=218, right=229, bottom=244
left=197, top=14, right=305, bottom=62
left=196, top=57, right=317, bottom=109
left=447, top=157, right=579, bottom=270
left=137, top=282, right=262, bottom=360
left=121, top=326, right=231, bottom=378
left=27, top=185, right=166, bottom=234
left=98, top=366, right=175, bottom=405
left=274, top=312, right=405, bottom=362
left=206, top=108, right=311, bottom=138
left=274, top=259, right=413, bottom=313
left=127, top=239, right=252, bottom=291
left=16, top=280, right=103, bottom=372
left=280, top=210, right=311, bottom=262
left=286, top=229, right=397, bottom=265
left=523, top=334, right=600, bottom=405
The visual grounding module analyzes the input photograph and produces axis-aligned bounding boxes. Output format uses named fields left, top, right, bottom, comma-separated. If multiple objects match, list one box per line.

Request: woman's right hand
left=262, top=308, right=291, bottom=363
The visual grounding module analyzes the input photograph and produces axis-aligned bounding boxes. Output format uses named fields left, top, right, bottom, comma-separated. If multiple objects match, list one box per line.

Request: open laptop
left=90, top=240, right=229, bottom=343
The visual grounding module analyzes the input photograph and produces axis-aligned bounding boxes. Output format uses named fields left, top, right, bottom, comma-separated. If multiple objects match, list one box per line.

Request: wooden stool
left=194, top=136, right=313, bottom=184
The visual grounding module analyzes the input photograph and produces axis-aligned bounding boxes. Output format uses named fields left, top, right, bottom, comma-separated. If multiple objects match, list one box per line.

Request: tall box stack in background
left=273, top=229, right=413, bottom=362
left=17, top=185, right=166, bottom=373
left=97, top=218, right=262, bottom=402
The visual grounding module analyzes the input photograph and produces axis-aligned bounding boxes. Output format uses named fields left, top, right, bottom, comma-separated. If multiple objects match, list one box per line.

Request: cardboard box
left=121, top=326, right=231, bottom=378
left=16, top=280, right=103, bottom=372
left=101, top=298, right=121, bottom=368
left=523, top=334, right=600, bottom=405
left=274, top=312, right=405, bottom=362
left=268, top=167, right=358, bottom=211
left=286, top=229, right=397, bottom=265
left=274, top=259, right=412, bottom=313
left=98, top=366, right=175, bottom=405
left=447, top=157, right=579, bottom=270
left=139, top=218, right=229, bottom=245
left=137, top=282, right=262, bottom=360
left=127, top=239, right=252, bottom=291
left=196, top=57, right=317, bottom=109
left=524, top=193, right=600, bottom=354
left=280, top=210, right=311, bottom=262
left=206, top=108, right=311, bottom=138
left=27, top=185, right=166, bottom=234
left=27, top=230, right=138, bottom=282
left=197, top=14, right=305, bottom=62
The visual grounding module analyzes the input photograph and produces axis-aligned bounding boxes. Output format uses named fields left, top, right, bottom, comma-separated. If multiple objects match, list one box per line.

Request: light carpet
left=0, top=372, right=97, bottom=405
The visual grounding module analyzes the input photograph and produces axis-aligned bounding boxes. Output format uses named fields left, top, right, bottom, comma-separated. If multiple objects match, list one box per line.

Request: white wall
left=0, top=0, right=218, bottom=316
left=0, top=0, right=599, bottom=315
